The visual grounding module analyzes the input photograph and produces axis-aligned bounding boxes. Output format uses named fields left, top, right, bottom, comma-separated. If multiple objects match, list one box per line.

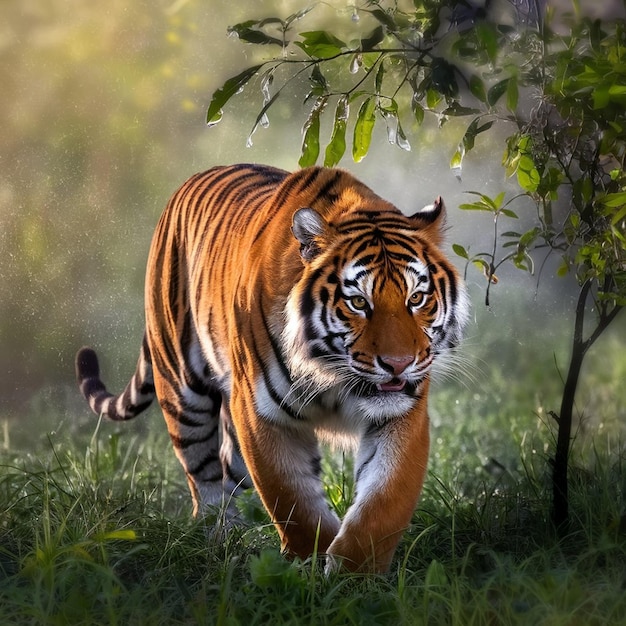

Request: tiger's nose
left=378, top=355, right=414, bottom=376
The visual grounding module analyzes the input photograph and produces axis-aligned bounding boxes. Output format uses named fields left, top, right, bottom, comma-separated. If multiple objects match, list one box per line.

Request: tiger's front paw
left=325, top=530, right=398, bottom=574
left=325, top=535, right=375, bottom=574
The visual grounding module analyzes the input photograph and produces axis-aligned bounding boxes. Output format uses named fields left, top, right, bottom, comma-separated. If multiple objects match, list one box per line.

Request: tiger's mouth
left=376, top=378, right=406, bottom=392
left=354, top=378, right=418, bottom=398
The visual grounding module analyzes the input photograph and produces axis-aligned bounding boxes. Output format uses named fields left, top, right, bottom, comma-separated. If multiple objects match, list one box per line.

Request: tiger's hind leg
left=147, top=357, right=229, bottom=516
left=155, top=375, right=226, bottom=517
left=152, top=363, right=252, bottom=522
left=219, top=403, right=253, bottom=501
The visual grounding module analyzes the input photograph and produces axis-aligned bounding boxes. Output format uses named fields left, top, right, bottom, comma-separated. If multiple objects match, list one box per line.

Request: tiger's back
left=76, top=164, right=468, bottom=573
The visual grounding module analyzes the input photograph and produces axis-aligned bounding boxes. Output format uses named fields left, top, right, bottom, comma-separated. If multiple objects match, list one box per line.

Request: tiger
left=76, top=164, right=468, bottom=573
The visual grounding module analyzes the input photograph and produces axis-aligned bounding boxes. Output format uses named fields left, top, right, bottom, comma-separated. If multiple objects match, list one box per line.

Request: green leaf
left=227, top=20, right=284, bottom=46
left=375, top=61, right=385, bottom=93
left=353, top=97, right=376, bottom=162
left=450, top=148, right=463, bottom=170
left=609, top=203, right=626, bottom=225
left=475, top=22, right=498, bottom=63
left=460, top=191, right=503, bottom=212
left=299, top=96, right=327, bottom=168
left=324, top=96, right=349, bottom=167
left=506, top=75, right=519, bottom=112
left=295, top=30, right=346, bottom=59
left=361, top=25, right=385, bottom=51
left=459, top=202, right=494, bottom=212
left=461, top=117, right=494, bottom=153
left=206, top=64, right=263, bottom=125
left=601, top=192, right=626, bottom=208
left=518, top=227, right=540, bottom=248
left=517, top=155, right=540, bottom=192
left=413, top=101, right=425, bottom=125
left=426, top=88, right=442, bottom=109
left=487, top=78, right=509, bottom=107
left=557, top=261, right=570, bottom=277
left=452, top=243, right=469, bottom=259
left=469, top=75, right=487, bottom=103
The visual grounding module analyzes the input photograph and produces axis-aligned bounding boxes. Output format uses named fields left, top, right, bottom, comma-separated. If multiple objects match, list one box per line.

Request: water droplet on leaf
left=207, top=110, right=223, bottom=127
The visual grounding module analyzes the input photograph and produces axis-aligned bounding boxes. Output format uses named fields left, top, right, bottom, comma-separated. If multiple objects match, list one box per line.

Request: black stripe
left=355, top=448, right=377, bottom=482
left=258, top=298, right=293, bottom=384
left=250, top=333, right=303, bottom=421
left=313, top=170, right=341, bottom=204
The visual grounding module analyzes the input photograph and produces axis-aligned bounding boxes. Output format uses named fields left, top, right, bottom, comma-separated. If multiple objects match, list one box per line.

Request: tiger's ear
left=292, top=207, right=326, bottom=262
left=409, top=196, right=446, bottom=245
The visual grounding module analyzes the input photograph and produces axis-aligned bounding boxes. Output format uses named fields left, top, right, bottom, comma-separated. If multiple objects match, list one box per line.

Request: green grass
left=1, top=408, right=625, bottom=625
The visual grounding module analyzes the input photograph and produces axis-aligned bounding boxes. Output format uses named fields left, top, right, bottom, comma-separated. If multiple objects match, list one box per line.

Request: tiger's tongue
left=377, top=379, right=406, bottom=392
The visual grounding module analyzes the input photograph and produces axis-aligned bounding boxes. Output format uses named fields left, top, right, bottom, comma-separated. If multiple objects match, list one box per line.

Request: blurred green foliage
left=1, top=0, right=273, bottom=418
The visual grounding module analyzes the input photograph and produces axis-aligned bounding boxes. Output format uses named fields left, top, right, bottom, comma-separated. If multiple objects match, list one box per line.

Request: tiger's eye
left=409, top=291, right=424, bottom=307
left=350, top=295, right=368, bottom=310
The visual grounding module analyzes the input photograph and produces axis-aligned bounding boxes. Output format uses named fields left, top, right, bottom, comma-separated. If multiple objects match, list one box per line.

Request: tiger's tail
left=75, top=334, right=155, bottom=420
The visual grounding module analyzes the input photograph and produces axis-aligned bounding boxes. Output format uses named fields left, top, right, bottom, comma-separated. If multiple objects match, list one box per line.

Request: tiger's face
left=284, top=198, right=467, bottom=421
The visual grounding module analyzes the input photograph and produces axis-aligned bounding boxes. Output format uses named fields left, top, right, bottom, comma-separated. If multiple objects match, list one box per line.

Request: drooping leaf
left=450, top=148, right=464, bottom=171
left=506, top=75, right=519, bottom=112
left=426, top=88, right=442, bottom=109
left=299, top=96, right=328, bottom=167
left=412, top=99, right=425, bottom=125
left=375, top=61, right=385, bottom=93
left=487, top=78, right=509, bottom=107
left=324, top=96, right=349, bottom=167
left=461, top=117, right=494, bottom=153
left=206, top=64, right=264, bottom=125
left=395, top=118, right=411, bottom=151
left=353, top=97, right=377, bottom=162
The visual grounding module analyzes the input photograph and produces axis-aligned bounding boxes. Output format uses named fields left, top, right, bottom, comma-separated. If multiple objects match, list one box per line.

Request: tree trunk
left=551, top=307, right=586, bottom=531
left=552, top=280, right=622, bottom=531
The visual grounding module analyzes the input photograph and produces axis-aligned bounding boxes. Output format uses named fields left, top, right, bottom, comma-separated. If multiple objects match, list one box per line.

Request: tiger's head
left=282, top=189, right=468, bottom=422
